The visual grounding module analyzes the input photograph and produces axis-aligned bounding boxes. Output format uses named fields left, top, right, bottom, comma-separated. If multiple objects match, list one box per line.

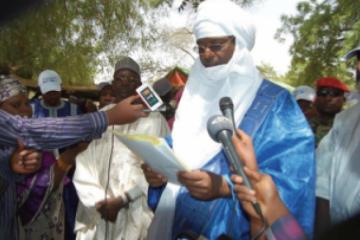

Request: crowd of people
left=1, top=0, right=360, bottom=239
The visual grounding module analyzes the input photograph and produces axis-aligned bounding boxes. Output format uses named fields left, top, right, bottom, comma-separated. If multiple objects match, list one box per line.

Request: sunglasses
left=195, top=37, right=234, bottom=54
left=317, top=88, right=344, bottom=97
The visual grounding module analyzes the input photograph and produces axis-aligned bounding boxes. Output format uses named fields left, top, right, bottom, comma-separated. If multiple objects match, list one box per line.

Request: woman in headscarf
left=0, top=76, right=85, bottom=239
left=143, top=0, right=315, bottom=239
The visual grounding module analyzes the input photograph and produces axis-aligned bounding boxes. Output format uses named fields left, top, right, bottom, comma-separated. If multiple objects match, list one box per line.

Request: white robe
left=73, top=105, right=169, bottom=240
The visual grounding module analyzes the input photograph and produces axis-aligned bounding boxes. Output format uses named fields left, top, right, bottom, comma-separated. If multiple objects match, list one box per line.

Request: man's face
left=112, top=69, right=141, bottom=102
left=42, top=90, right=61, bottom=107
left=315, top=87, right=345, bottom=116
left=99, top=85, right=115, bottom=108
left=297, top=99, right=313, bottom=115
left=196, top=36, right=235, bottom=67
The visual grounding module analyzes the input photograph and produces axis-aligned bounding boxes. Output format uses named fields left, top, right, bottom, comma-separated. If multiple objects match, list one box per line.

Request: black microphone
left=207, top=115, right=262, bottom=217
left=219, top=97, right=237, bottom=134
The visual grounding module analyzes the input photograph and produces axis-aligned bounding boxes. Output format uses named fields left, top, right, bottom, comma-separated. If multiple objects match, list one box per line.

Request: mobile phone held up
left=136, top=83, right=164, bottom=111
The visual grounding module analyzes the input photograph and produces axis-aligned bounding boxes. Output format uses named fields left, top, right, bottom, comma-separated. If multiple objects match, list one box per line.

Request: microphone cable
left=104, top=125, right=115, bottom=240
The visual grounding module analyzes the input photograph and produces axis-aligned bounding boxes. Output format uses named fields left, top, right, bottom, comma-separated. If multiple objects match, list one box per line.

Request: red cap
left=316, top=77, right=349, bottom=92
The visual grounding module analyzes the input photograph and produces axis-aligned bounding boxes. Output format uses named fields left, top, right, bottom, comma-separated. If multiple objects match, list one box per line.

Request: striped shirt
left=271, top=215, right=306, bottom=240
left=0, top=109, right=108, bottom=239
left=0, top=109, right=107, bottom=150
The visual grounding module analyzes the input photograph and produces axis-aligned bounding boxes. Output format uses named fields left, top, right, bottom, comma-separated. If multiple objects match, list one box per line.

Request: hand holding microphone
left=230, top=130, right=297, bottom=238
left=207, top=115, right=297, bottom=239
left=207, top=115, right=263, bottom=217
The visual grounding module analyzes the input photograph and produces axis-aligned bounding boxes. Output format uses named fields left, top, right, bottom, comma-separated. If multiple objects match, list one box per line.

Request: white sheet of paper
left=113, top=131, right=190, bottom=184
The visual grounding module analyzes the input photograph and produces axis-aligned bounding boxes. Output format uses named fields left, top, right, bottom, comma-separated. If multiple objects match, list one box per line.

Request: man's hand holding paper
left=141, top=163, right=167, bottom=187
left=177, top=170, right=231, bottom=200
left=114, top=132, right=189, bottom=184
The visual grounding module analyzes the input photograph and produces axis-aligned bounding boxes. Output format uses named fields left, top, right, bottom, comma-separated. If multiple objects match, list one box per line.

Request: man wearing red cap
left=308, top=76, right=349, bottom=146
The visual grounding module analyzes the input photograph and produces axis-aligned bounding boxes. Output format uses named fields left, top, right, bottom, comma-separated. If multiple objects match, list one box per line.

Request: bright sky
left=248, top=0, right=301, bottom=75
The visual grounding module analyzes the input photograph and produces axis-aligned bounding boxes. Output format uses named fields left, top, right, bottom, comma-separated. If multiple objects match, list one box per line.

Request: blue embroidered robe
left=148, top=80, right=315, bottom=239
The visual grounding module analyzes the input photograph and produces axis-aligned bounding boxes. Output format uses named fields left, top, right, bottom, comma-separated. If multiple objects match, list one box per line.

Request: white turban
left=194, top=0, right=256, bottom=51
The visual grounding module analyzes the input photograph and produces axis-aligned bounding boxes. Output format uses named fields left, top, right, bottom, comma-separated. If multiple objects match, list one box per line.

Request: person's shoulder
left=256, top=80, right=313, bottom=136
left=337, top=102, right=360, bottom=119
left=146, top=111, right=167, bottom=123
left=332, top=103, right=360, bottom=130
left=257, top=79, right=289, bottom=99
left=255, top=79, right=297, bottom=114
left=138, top=112, right=169, bottom=133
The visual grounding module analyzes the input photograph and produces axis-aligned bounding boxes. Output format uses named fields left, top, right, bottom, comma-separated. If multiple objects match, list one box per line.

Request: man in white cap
left=31, top=69, right=82, bottom=117
left=143, top=0, right=315, bottom=239
left=31, top=69, right=82, bottom=240
left=293, top=85, right=316, bottom=119
left=73, top=56, right=169, bottom=240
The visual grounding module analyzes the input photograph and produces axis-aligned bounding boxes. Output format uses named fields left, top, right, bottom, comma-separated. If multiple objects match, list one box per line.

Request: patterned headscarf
left=0, top=77, right=27, bottom=103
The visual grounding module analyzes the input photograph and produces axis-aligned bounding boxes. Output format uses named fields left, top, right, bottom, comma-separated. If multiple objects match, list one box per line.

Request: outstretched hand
left=106, top=95, right=148, bottom=125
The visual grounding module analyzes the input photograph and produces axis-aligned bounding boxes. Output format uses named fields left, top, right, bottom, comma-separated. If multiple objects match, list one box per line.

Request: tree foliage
left=277, top=0, right=360, bottom=88
left=0, top=0, right=167, bottom=86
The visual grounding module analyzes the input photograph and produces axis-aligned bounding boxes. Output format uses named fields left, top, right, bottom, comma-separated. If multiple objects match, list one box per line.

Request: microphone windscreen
left=219, top=97, right=234, bottom=113
left=207, top=115, right=233, bottom=142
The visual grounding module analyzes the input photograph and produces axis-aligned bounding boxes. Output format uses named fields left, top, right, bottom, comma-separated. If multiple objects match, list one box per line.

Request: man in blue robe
left=31, top=69, right=82, bottom=118
left=143, top=0, right=315, bottom=239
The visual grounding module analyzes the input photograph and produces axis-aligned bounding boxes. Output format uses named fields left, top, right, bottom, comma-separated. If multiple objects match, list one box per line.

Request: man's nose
left=201, top=49, right=215, bottom=62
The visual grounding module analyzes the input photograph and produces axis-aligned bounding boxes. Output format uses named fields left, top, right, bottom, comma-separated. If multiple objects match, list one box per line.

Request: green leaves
left=277, top=0, right=360, bottom=88
left=0, top=0, right=167, bottom=86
